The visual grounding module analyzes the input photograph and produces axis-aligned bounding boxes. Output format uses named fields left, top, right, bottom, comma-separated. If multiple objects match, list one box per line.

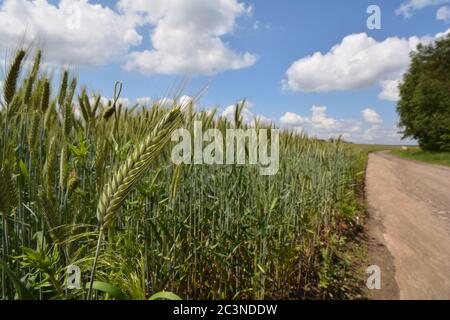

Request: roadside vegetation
left=397, top=33, right=450, bottom=152
left=0, top=48, right=367, bottom=300
left=390, top=149, right=450, bottom=167
left=349, top=144, right=450, bottom=168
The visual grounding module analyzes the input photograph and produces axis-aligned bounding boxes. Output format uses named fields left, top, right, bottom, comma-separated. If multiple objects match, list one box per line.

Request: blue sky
left=1, top=0, right=450, bottom=144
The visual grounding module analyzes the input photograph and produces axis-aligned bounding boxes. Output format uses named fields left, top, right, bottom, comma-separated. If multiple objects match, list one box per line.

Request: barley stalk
left=88, top=106, right=183, bottom=299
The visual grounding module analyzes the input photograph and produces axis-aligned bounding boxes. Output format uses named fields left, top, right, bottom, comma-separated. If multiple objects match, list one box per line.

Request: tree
left=397, top=34, right=450, bottom=151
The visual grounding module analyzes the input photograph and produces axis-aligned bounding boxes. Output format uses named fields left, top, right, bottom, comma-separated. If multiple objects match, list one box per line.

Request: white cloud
left=437, top=6, right=450, bottom=21
left=283, top=33, right=421, bottom=94
left=361, top=125, right=405, bottom=143
left=309, top=106, right=343, bottom=130
left=279, top=112, right=308, bottom=126
left=117, top=98, right=130, bottom=107
left=378, top=79, right=401, bottom=102
left=280, top=106, right=345, bottom=131
left=362, top=125, right=382, bottom=141
left=178, top=95, right=195, bottom=111
left=136, top=97, right=152, bottom=106
left=0, top=0, right=256, bottom=76
left=436, top=28, right=450, bottom=38
left=362, top=108, right=383, bottom=125
left=396, top=0, right=449, bottom=18
left=279, top=106, right=358, bottom=141
left=0, top=0, right=141, bottom=66
left=221, top=100, right=270, bottom=125
left=252, top=20, right=271, bottom=30
left=119, top=0, right=257, bottom=75
left=359, top=110, right=402, bottom=143
left=147, top=96, right=195, bottom=110
left=283, top=30, right=450, bottom=101
left=278, top=106, right=406, bottom=143
left=221, top=100, right=254, bottom=123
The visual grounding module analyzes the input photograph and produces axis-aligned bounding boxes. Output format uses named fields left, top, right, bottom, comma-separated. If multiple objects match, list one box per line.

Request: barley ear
left=23, top=51, right=41, bottom=106
left=0, top=168, right=18, bottom=212
left=96, top=106, right=183, bottom=228
left=88, top=105, right=183, bottom=300
left=58, top=70, right=69, bottom=108
left=63, top=77, right=77, bottom=139
left=40, top=79, right=50, bottom=113
left=3, top=49, right=26, bottom=107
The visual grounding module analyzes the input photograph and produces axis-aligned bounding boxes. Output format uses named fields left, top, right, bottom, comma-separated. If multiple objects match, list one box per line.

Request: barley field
left=0, top=49, right=365, bottom=300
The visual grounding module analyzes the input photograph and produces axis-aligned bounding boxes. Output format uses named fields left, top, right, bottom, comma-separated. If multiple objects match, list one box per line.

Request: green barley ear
left=58, top=70, right=69, bottom=108
left=3, top=49, right=26, bottom=107
left=23, top=50, right=41, bottom=106
left=0, top=168, right=18, bottom=212
left=77, top=96, right=89, bottom=123
left=234, top=100, right=245, bottom=128
left=40, top=79, right=50, bottom=113
left=44, top=101, right=56, bottom=132
left=30, top=50, right=42, bottom=79
left=102, top=104, right=115, bottom=120
left=96, top=106, right=183, bottom=228
left=88, top=105, right=183, bottom=300
left=82, top=91, right=94, bottom=120
left=59, top=146, right=67, bottom=191
left=44, top=137, right=57, bottom=191
left=67, top=169, right=78, bottom=192
left=92, top=95, right=101, bottom=118
left=28, top=110, right=40, bottom=152
left=0, top=171, right=10, bottom=213
left=63, top=77, right=77, bottom=139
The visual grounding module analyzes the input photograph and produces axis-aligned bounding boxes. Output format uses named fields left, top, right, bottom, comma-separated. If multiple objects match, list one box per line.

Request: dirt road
left=365, top=152, right=450, bottom=300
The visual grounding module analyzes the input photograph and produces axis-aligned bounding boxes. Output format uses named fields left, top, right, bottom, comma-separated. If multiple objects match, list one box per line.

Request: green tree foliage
left=397, top=34, right=450, bottom=151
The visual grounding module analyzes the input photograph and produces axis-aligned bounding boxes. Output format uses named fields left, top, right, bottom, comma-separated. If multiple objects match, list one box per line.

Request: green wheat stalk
left=87, top=105, right=183, bottom=299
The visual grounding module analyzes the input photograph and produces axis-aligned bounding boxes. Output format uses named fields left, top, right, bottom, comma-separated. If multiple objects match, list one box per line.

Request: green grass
left=348, top=144, right=450, bottom=168
left=347, top=144, right=410, bottom=154
left=391, top=149, right=450, bottom=167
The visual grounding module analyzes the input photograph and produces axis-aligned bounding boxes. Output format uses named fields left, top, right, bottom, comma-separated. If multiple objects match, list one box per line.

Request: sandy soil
left=365, top=152, right=450, bottom=300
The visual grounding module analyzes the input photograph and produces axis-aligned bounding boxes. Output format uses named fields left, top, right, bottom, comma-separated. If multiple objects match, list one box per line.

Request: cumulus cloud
left=279, top=106, right=360, bottom=141
left=136, top=97, right=152, bottom=106
left=0, top=0, right=256, bottom=76
left=221, top=100, right=270, bottom=124
left=396, top=0, right=449, bottom=18
left=359, top=109, right=398, bottom=142
left=278, top=106, right=402, bottom=143
left=362, top=108, right=383, bottom=125
left=283, top=30, right=450, bottom=101
left=308, top=106, right=343, bottom=130
left=361, top=125, right=404, bottom=143
left=378, top=79, right=401, bottom=102
left=0, top=0, right=141, bottom=66
left=221, top=100, right=254, bottom=122
left=118, top=0, right=257, bottom=75
left=283, top=33, right=421, bottom=94
left=437, top=6, right=450, bottom=21
left=280, top=106, right=344, bottom=131
left=279, top=112, right=308, bottom=126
